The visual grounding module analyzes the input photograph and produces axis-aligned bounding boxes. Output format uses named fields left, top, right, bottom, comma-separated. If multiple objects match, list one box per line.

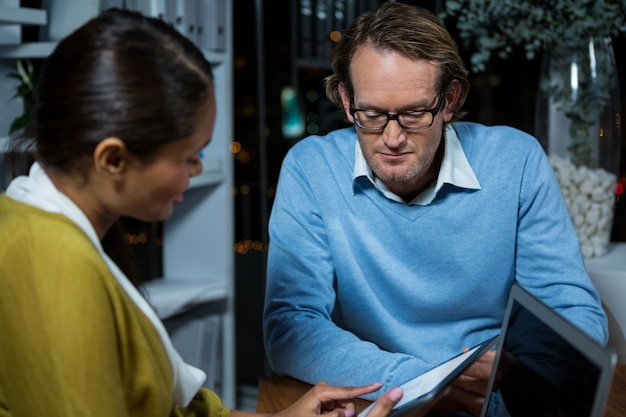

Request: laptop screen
left=481, top=284, right=616, bottom=417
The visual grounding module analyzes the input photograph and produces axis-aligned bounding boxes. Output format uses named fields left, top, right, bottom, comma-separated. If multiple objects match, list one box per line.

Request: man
left=263, top=3, right=608, bottom=415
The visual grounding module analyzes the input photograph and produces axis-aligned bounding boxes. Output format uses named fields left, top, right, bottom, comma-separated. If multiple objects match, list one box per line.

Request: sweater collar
left=353, top=124, right=480, bottom=205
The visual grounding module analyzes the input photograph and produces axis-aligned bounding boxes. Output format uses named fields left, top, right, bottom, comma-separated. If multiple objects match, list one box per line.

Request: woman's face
left=120, top=103, right=217, bottom=222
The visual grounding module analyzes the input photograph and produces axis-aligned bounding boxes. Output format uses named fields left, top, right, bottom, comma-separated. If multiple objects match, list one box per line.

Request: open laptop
left=480, top=283, right=617, bottom=417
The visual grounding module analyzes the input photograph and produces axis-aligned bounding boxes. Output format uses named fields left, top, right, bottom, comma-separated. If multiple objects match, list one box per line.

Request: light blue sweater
left=263, top=122, right=608, bottom=400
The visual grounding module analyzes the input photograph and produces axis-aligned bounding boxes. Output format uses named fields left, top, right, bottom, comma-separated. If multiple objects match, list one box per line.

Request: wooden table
left=257, top=365, right=626, bottom=416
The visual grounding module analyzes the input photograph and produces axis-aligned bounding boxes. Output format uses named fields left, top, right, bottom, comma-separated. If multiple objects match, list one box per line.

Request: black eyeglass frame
left=349, top=91, right=446, bottom=131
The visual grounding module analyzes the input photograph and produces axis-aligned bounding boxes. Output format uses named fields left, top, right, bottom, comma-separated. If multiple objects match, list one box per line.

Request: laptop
left=480, top=283, right=617, bottom=417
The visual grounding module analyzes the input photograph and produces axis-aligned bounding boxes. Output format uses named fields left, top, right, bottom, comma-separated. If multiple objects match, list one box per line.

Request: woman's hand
left=360, top=386, right=403, bottom=417
left=275, top=381, right=402, bottom=417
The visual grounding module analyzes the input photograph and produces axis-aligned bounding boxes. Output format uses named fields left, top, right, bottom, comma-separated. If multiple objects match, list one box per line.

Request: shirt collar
left=353, top=124, right=481, bottom=205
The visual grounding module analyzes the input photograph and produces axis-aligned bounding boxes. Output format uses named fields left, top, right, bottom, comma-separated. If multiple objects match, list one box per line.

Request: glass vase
left=535, top=37, right=622, bottom=258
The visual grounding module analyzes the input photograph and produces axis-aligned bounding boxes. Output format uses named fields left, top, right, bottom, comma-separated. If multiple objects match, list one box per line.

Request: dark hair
left=8, top=8, right=215, bottom=283
left=325, top=2, right=469, bottom=122
left=32, top=8, right=214, bottom=174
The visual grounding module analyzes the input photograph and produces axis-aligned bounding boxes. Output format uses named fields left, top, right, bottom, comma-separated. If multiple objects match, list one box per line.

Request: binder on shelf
left=42, top=0, right=100, bottom=41
left=124, top=0, right=167, bottom=21
left=300, top=0, right=357, bottom=61
left=332, top=0, right=347, bottom=33
left=298, top=0, right=314, bottom=58
left=99, top=0, right=124, bottom=12
left=314, top=0, right=333, bottom=60
left=185, top=0, right=199, bottom=47
left=0, top=15, right=19, bottom=46
left=0, top=1, right=46, bottom=30
left=198, top=0, right=226, bottom=52
left=171, top=0, right=183, bottom=36
left=345, top=0, right=356, bottom=29
left=171, top=0, right=195, bottom=43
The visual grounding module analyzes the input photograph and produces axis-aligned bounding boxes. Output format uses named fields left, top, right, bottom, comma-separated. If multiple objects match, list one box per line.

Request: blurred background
left=2, top=0, right=625, bottom=409
left=232, top=0, right=626, bottom=393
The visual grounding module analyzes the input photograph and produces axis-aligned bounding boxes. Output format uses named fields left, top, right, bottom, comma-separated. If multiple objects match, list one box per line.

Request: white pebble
left=549, top=155, right=616, bottom=258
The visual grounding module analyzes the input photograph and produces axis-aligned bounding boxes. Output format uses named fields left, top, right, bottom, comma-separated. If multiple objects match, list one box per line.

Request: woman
left=0, top=8, right=404, bottom=417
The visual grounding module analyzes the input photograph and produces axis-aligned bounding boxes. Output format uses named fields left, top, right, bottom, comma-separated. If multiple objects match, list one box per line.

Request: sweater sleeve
left=513, top=139, right=608, bottom=344
left=263, top=147, right=429, bottom=399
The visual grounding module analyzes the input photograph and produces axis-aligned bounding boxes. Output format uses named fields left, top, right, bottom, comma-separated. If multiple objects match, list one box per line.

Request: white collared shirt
left=353, top=124, right=481, bottom=205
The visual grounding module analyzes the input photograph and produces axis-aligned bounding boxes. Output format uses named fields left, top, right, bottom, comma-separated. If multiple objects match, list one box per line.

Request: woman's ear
left=93, top=137, right=127, bottom=176
left=338, top=82, right=355, bottom=123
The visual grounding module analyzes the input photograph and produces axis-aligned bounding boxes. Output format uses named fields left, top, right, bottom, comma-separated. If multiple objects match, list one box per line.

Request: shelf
left=203, top=50, right=228, bottom=66
left=0, top=6, right=46, bottom=26
left=0, top=41, right=56, bottom=59
left=143, top=278, right=228, bottom=320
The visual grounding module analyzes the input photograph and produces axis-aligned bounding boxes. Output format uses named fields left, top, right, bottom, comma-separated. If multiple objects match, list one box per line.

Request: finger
left=460, top=348, right=495, bottom=366
left=312, top=381, right=384, bottom=404
left=459, top=353, right=494, bottom=383
left=452, top=374, right=490, bottom=397
left=475, top=350, right=496, bottom=365
left=362, top=387, right=403, bottom=417
left=320, top=397, right=356, bottom=414
left=462, top=364, right=491, bottom=381
left=446, top=386, right=484, bottom=416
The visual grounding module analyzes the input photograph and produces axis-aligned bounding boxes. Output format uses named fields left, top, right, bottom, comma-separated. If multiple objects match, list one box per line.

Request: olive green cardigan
left=0, top=195, right=229, bottom=417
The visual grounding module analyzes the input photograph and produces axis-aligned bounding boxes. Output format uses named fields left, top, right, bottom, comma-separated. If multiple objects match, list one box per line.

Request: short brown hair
left=325, top=2, right=469, bottom=122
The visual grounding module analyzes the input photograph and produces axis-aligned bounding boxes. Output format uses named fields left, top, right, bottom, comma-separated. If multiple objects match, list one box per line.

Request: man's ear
left=442, top=80, right=462, bottom=122
left=338, top=82, right=354, bottom=123
left=93, top=137, right=127, bottom=176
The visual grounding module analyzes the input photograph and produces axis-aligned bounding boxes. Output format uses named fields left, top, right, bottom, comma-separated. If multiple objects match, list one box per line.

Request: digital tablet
left=358, top=335, right=498, bottom=417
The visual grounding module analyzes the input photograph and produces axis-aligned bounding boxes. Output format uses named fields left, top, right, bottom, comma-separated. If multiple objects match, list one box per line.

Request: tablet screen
left=359, top=335, right=498, bottom=417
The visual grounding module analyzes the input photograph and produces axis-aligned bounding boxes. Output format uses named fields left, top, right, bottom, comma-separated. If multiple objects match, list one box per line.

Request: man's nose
left=382, top=119, right=408, bottom=148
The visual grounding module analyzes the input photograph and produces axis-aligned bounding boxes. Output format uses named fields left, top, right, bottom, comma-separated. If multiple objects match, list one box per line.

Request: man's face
left=339, top=44, right=458, bottom=201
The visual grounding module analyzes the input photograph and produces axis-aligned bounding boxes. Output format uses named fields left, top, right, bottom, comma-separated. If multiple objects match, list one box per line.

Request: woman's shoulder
left=0, top=194, right=107, bottom=281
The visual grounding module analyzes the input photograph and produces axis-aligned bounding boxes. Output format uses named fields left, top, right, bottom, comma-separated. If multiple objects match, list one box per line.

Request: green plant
left=539, top=38, right=618, bottom=168
left=439, top=0, right=626, bottom=73
left=6, top=59, right=37, bottom=135
left=440, top=0, right=626, bottom=169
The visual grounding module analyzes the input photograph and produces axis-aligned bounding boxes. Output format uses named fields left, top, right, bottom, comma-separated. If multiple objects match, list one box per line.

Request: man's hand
left=431, top=349, right=496, bottom=416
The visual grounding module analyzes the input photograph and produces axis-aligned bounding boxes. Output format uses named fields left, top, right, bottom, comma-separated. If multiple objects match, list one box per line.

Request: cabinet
left=0, top=1, right=235, bottom=407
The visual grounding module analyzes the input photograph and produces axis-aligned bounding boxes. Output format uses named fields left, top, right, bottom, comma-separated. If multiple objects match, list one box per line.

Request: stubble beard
left=365, top=143, right=439, bottom=186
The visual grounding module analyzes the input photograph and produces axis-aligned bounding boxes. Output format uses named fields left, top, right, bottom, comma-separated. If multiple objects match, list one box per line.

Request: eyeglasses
left=349, top=92, right=445, bottom=131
